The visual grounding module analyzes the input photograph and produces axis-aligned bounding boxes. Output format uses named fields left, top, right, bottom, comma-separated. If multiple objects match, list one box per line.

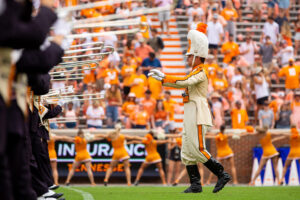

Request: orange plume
left=196, top=23, right=207, bottom=34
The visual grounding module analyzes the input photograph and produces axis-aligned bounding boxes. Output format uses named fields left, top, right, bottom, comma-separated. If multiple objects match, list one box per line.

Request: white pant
left=181, top=101, right=211, bottom=165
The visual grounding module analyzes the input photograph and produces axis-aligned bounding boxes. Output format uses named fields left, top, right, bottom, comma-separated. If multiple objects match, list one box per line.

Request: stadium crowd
left=51, top=0, right=300, bottom=132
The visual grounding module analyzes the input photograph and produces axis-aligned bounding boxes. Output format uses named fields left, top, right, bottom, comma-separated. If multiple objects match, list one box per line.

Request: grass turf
left=56, top=185, right=300, bottom=200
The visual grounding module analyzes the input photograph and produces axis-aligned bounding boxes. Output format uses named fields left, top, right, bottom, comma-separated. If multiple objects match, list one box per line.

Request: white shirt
left=154, top=0, right=173, bottom=7
left=86, top=106, right=104, bottom=127
left=239, top=41, right=258, bottom=65
left=263, top=21, right=279, bottom=44
left=207, top=21, right=223, bottom=45
left=278, top=46, right=294, bottom=65
left=187, top=7, right=204, bottom=23
left=255, top=76, right=269, bottom=99
left=108, top=51, right=120, bottom=64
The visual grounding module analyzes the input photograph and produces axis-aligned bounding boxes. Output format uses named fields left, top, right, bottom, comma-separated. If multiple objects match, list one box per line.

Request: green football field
left=56, top=185, right=300, bottom=200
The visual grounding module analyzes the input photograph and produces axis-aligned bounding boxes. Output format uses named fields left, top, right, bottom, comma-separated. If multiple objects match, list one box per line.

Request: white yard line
left=64, top=187, right=95, bottom=200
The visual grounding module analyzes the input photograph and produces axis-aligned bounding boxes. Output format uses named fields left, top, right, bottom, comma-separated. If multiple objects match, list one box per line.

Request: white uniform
left=163, top=65, right=213, bottom=165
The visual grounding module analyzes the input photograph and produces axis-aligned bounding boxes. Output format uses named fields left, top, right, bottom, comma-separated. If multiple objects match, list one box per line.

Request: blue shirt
left=141, top=57, right=162, bottom=76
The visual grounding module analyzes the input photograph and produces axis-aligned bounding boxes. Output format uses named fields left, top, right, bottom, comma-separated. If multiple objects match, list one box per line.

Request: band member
left=65, top=129, right=97, bottom=186
left=148, top=23, right=231, bottom=193
left=94, top=123, right=138, bottom=186
left=249, top=127, right=286, bottom=185
left=129, top=131, right=169, bottom=186
left=279, top=125, right=300, bottom=185
left=205, top=125, right=240, bottom=185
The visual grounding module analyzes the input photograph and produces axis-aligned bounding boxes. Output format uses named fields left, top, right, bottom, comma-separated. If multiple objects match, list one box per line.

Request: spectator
left=211, top=92, right=224, bottom=129
left=65, top=102, right=77, bottom=129
left=135, top=38, right=154, bottom=61
left=263, top=16, right=279, bottom=45
left=130, top=104, right=150, bottom=129
left=248, top=0, right=263, bottom=22
left=231, top=67, right=246, bottom=88
left=108, top=49, right=121, bottom=66
left=105, top=84, right=123, bottom=128
left=276, top=102, right=292, bottom=129
left=189, top=14, right=201, bottom=30
left=148, top=73, right=163, bottom=100
left=141, top=52, right=162, bottom=76
left=277, top=40, right=294, bottom=66
left=207, top=14, right=224, bottom=59
left=294, top=14, right=300, bottom=56
left=86, top=100, right=105, bottom=129
left=204, top=54, right=221, bottom=81
left=259, top=35, right=277, bottom=72
left=163, top=91, right=177, bottom=132
left=291, top=91, right=300, bottom=128
left=122, top=93, right=137, bottom=128
left=129, top=67, right=148, bottom=99
left=258, top=102, right=275, bottom=128
left=275, top=11, right=288, bottom=32
left=278, top=58, right=300, bottom=90
left=186, top=0, right=204, bottom=23
left=147, top=29, right=164, bottom=58
left=267, top=0, right=276, bottom=17
left=106, top=62, right=120, bottom=85
left=121, top=56, right=137, bottom=97
left=212, top=70, right=229, bottom=93
left=207, top=5, right=227, bottom=27
left=252, top=67, right=270, bottom=122
left=231, top=100, right=249, bottom=129
left=239, top=35, right=259, bottom=69
left=220, top=0, right=238, bottom=40
left=154, top=0, right=173, bottom=35
left=141, top=90, right=157, bottom=117
left=278, top=0, right=290, bottom=19
left=221, top=34, right=240, bottom=66
left=152, top=100, right=169, bottom=130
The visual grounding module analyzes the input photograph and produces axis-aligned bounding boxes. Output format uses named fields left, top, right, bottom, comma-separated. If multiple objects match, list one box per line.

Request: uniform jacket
left=162, top=64, right=213, bottom=126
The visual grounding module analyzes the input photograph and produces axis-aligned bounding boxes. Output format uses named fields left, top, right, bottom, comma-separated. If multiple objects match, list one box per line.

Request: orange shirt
left=212, top=77, right=228, bottom=91
left=121, top=64, right=136, bottom=86
left=81, top=8, right=98, bottom=18
left=141, top=15, right=150, bottom=39
left=65, top=0, right=77, bottom=6
left=221, top=8, right=238, bottom=21
left=122, top=101, right=136, bottom=116
left=83, top=69, right=96, bottom=84
left=74, top=136, right=91, bottom=162
left=278, top=65, right=300, bottom=89
left=135, top=45, right=154, bottom=61
left=130, top=110, right=149, bottom=125
left=269, top=100, right=278, bottom=120
left=141, top=97, right=156, bottom=116
left=155, top=110, right=168, bottom=121
left=215, top=133, right=233, bottom=158
left=106, top=68, right=119, bottom=85
left=260, top=133, right=278, bottom=157
left=231, top=108, right=248, bottom=129
left=148, top=77, right=162, bottom=100
left=163, top=99, right=177, bottom=121
left=221, top=42, right=240, bottom=64
left=129, top=74, right=148, bottom=98
left=203, top=63, right=220, bottom=80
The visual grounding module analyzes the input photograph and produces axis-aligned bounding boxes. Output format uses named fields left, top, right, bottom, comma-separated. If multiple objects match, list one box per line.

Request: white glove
left=149, top=69, right=165, bottom=78
left=156, top=128, right=166, bottom=140
left=84, top=132, right=95, bottom=141
left=148, top=73, right=163, bottom=81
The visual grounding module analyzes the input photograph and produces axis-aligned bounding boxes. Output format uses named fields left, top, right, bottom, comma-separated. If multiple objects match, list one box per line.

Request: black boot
left=183, top=165, right=202, bottom=193
left=204, top=158, right=231, bottom=193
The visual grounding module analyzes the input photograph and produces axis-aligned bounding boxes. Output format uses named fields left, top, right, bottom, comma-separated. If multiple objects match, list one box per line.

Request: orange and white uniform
left=162, top=64, right=213, bottom=165
left=260, top=133, right=279, bottom=158
left=142, top=134, right=162, bottom=164
left=108, top=134, right=130, bottom=161
left=215, top=133, right=233, bottom=159
left=74, top=136, right=92, bottom=162
left=48, top=139, right=57, bottom=161
left=287, top=128, right=300, bottom=159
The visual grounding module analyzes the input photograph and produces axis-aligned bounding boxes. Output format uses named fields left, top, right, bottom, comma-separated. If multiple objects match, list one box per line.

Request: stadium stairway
left=149, top=14, right=187, bottom=130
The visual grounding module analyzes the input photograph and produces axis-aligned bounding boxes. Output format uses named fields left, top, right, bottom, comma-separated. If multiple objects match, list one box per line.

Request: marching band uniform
left=149, top=23, right=231, bottom=193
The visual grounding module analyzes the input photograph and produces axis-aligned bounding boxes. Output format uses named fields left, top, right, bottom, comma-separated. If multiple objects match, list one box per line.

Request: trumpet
left=64, top=46, right=105, bottom=54
left=57, top=59, right=102, bottom=67
left=69, top=41, right=104, bottom=48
